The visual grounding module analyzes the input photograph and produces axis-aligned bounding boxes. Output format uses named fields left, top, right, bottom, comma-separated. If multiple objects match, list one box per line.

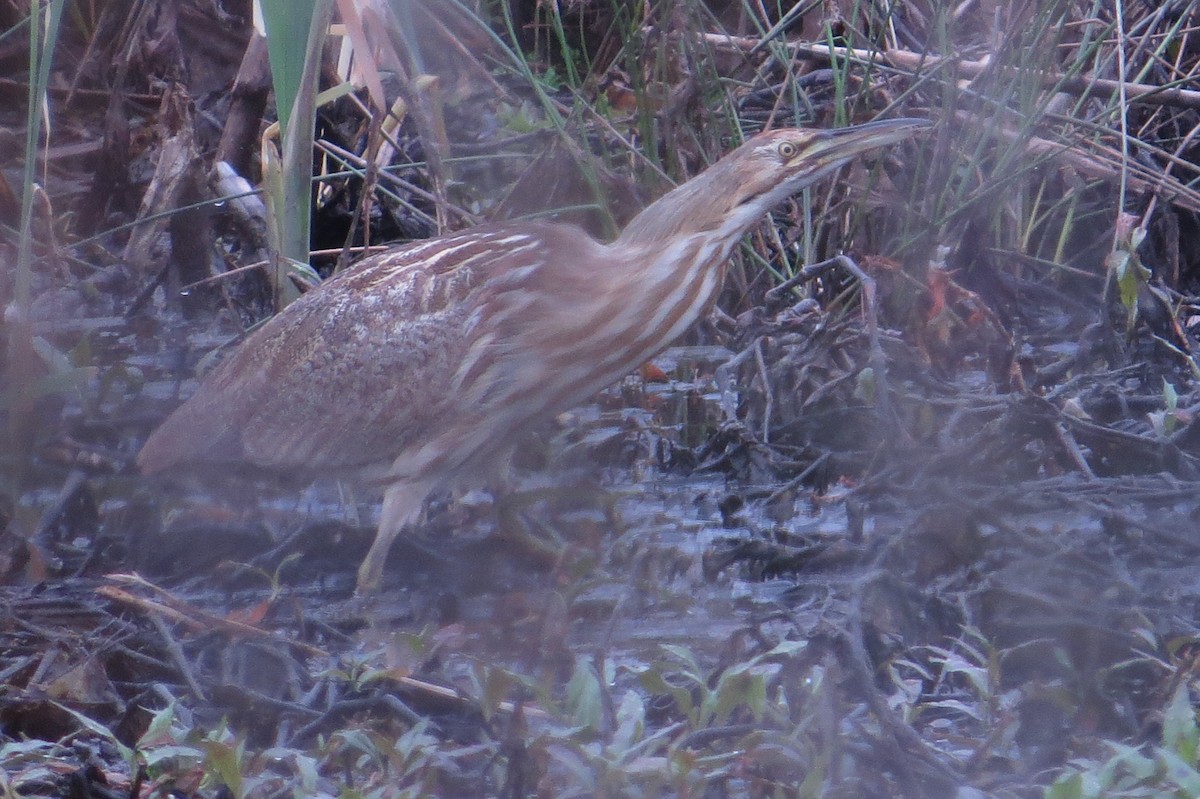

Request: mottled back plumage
left=139, top=223, right=603, bottom=478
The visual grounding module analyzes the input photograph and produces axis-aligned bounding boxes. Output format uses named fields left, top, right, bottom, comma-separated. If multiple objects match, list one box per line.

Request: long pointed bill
left=796, top=117, right=932, bottom=169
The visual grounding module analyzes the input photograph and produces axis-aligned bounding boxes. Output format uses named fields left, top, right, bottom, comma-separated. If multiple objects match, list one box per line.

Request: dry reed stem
left=704, top=35, right=1200, bottom=112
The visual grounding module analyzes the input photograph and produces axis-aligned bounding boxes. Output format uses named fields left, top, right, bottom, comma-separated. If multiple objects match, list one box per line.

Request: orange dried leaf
left=925, top=268, right=950, bottom=321
left=639, top=362, right=669, bottom=382
left=226, top=600, right=271, bottom=626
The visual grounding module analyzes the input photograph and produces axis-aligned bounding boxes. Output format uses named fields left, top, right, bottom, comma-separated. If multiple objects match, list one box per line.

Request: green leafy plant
left=1046, top=684, right=1200, bottom=799
left=257, top=0, right=334, bottom=307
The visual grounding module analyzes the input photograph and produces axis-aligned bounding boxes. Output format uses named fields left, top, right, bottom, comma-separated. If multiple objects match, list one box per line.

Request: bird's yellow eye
left=778, top=141, right=799, bottom=159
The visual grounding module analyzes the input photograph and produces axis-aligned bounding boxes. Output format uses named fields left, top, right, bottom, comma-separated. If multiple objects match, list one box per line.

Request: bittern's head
left=618, top=117, right=930, bottom=247
left=726, top=118, right=930, bottom=214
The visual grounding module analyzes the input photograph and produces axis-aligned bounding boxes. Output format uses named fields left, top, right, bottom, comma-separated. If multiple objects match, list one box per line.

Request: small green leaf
left=478, top=663, right=515, bottom=723
left=200, top=738, right=245, bottom=799
left=1043, top=771, right=1083, bottom=799
left=612, top=690, right=645, bottom=751
left=855, top=366, right=876, bottom=404
left=137, top=702, right=179, bottom=749
left=566, top=656, right=604, bottom=732
left=141, top=745, right=204, bottom=771
left=1164, top=379, right=1179, bottom=412
left=1162, top=683, right=1199, bottom=763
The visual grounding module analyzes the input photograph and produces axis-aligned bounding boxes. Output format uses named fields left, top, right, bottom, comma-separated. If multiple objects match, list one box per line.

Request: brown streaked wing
left=142, top=225, right=552, bottom=475
left=241, top=227, right=557, bottom=471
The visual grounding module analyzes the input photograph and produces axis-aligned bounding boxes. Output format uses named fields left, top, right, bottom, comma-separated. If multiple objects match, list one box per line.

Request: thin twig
left=754, top=339, right=772, bottom=444
left=705, top=35, right=1200, bottom=111
left=800, top=256, right=897, bottom=432
left=148, top=610, right=208, bottom=700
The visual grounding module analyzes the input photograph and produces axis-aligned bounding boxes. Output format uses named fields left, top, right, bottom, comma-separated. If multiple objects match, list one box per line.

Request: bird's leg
left=356, top=480, right=431, bottom=595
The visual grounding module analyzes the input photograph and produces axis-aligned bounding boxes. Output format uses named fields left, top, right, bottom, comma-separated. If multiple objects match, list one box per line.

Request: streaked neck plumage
left=614, top=152, right=766, bottom=251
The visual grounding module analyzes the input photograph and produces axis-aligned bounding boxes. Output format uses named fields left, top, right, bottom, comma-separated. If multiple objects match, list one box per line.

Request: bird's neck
left=615, top=158, right=763, bottom=250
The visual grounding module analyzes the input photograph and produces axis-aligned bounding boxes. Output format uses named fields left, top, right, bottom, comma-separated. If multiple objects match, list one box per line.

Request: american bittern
left=138, top=117, right=928, bottom=593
